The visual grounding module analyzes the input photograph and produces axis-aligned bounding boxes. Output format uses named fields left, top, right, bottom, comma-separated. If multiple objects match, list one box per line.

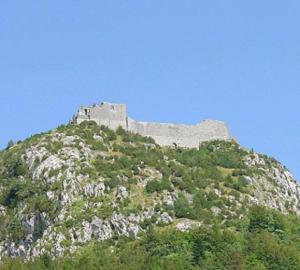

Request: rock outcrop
left=0, top=121, right=298, bottom=261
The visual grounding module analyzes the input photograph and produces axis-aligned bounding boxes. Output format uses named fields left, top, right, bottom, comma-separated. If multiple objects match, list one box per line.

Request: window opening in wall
left=110, top=105, right=115, bottom=112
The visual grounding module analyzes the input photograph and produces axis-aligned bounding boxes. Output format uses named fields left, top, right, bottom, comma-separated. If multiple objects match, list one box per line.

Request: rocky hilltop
left=0, top=121, right=300, bottom=268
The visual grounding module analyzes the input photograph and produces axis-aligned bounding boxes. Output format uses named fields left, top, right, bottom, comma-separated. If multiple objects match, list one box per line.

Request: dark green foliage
left=106, top=129, right=117, bottom=141
left=104, top=177, right=120, bottom=189
left=116, top=126, right=127, bottom=137
left=143, top=229, right=192, bottom=259
left=71, top=121, right=108, bottom=150
left=248, top=206, right=285, bottom=233
left=93, top=154, right=134, bottom=179
left=200, top=140, right=248, bottom=169
left=160, top=165, right=172, bottom=178
left=224, top=175, right=248, bottom=193
left=174, top=194, right=194, bottom=218
left=2, top=182, right=25, bottom=208
left=8, top=214, right=26, bottom=243
left=6, top=140, right=14, bottom=150
left=145, top=178, right=172, bottom=193
left=96, top=203, right=114, bottom=219
left=3, top=155, right=28, bottom=178
left=140, top=216, right=158, bottom=230
left=171, top=176, right=193, bottom=192
left=159, top=141, right=253, bottom=196
left=232, top=169, right=252, bottom=177
left=1, top=179, right=37, bottom=209
left=89, top=140, right=107, bottom=151
left=32, top=215, right=47, bottom=241
left=116, top=156, right=131, bottom=169
left=0, top=177, right=59, bottom=243
left=46, top=141, right=64, bottom=154
left=127, top=177, right=137, bottom=185
left=117, top=145, right=164, bottom=168
left=171, top=140, right=248, bottom=170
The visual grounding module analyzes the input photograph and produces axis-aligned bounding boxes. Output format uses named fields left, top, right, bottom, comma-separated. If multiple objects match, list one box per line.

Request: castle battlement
left=71, top=102, right=231, bottom=148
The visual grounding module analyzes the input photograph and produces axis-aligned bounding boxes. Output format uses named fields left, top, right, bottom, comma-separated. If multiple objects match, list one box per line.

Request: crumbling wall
left=72, top=102, right=230, bottom=148
left=127, top=118, right=229, bottom=148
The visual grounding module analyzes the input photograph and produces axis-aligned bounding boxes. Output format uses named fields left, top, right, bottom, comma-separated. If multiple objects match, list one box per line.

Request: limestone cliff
left=0, top=121, right=298, bottom=260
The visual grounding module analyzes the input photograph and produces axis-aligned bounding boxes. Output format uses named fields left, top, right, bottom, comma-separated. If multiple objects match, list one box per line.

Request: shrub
left=1, top=179, right=34, bottom=208
left=104, top=178, right=120, bottom=189
left=116, top=126, right=127, bottom=137
left=174, top=195, right=194, bottom=218
left=145, top=178, right=172, bottom=194
left=248, top=206, right=285, bottom=233
left=8, top=215, right=26, bottom=243
left=4, top=155, right=28, bottom=177
left=105, top=129, right=117, bottom=141
left=6, top=140, right=14, bottom=150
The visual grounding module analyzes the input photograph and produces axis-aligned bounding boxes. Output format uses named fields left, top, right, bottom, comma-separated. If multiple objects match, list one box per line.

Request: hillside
left=1, top=121, right=300, bottom=269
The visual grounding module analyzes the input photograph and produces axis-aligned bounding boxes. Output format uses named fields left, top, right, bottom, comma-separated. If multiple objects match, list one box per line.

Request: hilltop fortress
left=71, top=102, right=231, bottom=148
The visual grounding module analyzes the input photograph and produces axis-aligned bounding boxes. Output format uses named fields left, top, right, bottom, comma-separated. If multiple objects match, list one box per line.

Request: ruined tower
left=72, top=102, right=128, bottom=130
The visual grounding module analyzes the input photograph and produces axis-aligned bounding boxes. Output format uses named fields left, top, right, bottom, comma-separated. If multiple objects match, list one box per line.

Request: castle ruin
left=71, top=102, right=231, bottom=148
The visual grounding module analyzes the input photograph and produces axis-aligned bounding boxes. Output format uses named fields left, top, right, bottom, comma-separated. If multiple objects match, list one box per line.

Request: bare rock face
left=116, top=186, right=129, bottom=200
left=243, top=153, right=266, bottom=167
left=162, top=190, right=177, bottom=206
left=91, top=217, right=113, bottom=241
left=157, top=212, right=173, bottom=224
left=59, top=192, right=73, bottom=206
left=33, top=155, right=64, bottom=180
left=211, top=206, right=222, bottom=216
left=21, top=213, right=47, bottom=236
left=84, top=183, right=106, bottom=197
left=66, top=209, right=160, bottom=250
left=61, top=135, right=78, bottom=146
left=242, top=176, right=253, bottom=185
left=243, top=153, right=300, bottom=215
left=45, top=232, right=66, bottom=257
left=0, top=205, right=6, bottom=216
left=176, top=219, right=201, bottom=232
left=110, top=213, right=141, bottom=237
left=70, top=221, right=93, bottom=243
left=93, top=134, right=103, bottom=142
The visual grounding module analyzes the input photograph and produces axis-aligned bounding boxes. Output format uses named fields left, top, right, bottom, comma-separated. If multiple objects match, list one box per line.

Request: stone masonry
left=71, top=102, right=231, bottom=148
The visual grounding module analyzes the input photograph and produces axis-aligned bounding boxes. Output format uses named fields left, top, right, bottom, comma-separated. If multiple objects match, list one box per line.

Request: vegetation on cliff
left=0, top=121, right=299, bottom=269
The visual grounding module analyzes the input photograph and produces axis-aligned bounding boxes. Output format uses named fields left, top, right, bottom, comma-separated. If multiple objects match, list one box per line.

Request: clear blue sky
left=1, top=1, right=299, bottom=180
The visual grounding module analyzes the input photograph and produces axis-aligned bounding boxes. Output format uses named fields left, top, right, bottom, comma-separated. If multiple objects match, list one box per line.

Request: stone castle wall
left=72, top=102, right=231, bottom=148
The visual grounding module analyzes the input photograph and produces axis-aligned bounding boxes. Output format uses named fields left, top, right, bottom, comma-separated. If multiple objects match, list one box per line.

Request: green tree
left=6, top=140, right=14, bottom=150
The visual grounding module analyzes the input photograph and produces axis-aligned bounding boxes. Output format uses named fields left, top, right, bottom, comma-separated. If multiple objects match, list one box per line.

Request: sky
left=0, top=1, right=299, bottom=180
